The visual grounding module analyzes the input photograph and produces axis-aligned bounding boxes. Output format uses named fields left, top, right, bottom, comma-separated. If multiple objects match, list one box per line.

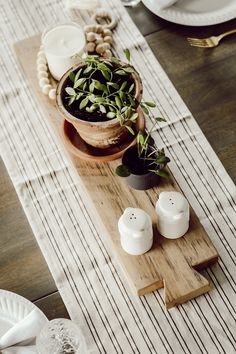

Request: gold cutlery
left=187, top=28, right=236, bottom=48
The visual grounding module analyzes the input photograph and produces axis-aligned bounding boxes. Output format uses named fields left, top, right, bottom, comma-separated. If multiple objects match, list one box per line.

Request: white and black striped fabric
left=0, top=0, right=236, bottom=353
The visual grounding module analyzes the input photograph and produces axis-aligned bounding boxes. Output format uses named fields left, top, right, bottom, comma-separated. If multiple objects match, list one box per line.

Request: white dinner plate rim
left=0, top=289, right=47, bottom=334
left=142, top=0, right=236, bottom=26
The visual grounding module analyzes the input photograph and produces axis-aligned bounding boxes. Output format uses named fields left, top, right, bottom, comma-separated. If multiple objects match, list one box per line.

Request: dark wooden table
left=0, top=2, right=235, bottom=320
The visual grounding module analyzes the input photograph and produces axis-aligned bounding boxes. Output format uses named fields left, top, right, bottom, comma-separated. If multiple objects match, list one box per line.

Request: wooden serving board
left=15, top=35, right=219, bottom=309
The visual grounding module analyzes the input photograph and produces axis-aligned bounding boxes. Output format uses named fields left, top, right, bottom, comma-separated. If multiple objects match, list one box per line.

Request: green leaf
left=115, top=96, right=122, bottom=109
left=115, top=164, right=131, bottom=177
left=65, top=87, right=76, bottom=96
left=140, top=104, right=149, bottom=115
left=128, top=95, right=135, bottom=107
left=98, top=63, right=112, bottom=72
left=90, top=104, right=98, bottom=112
left=83, top=82, right=87, bottom=91
left=74, top=77, right=86, bottom=88
left=124, top=106, right=132, bottom=118
left=115, top=70, right=127, bottom=76
left=154, top=117, right=166, bottom=122
left=119, top=91, right=126, bottom=101
left=144, top=101, right=156, bottom=107
left=79, top=97, right=89, bottom=109
left=69, top=71, right=75, bottom=82
left=102, top=60, right=113, bottom=67
left=83, top=66, right=93, bottom=74
left=130, top=112, right=138, bottom=121
left=107, top=82, right=119, bottom=89
left=124, top=48, right=131, bottom=62
left=128, top=83, right=134, bottom=93
left=120, top=81, right=127, bottom=91
left=106, top=112, right=116, bottom=119
left=88, top=94, right=95, bottom=103
left=100, top=105, right=106, bottom=114
left=101, top=70, right=111, bottom=81
left=74, top=68, right=82, bottom=82
left=137, top=131, right=145, bottom=145
left=68, top=95, right=76, bottom=105
left=111, top=57, right=121, bottom=65
left=89, top=81, right=95, bottom=93
left=94, top=80, right=107, bottom=92
left=155, top=156, right=170, bottom=164
left=94, top=97, right=105, bottom=103
left=117, top=112, right=124, bottom=125
left=125, top=125, right=135, bottom=135
left=153, top=169, right=169, bottom=178
left=76, top=92, right=83, bottom=100
left=123, top=67, right=134, bottom=73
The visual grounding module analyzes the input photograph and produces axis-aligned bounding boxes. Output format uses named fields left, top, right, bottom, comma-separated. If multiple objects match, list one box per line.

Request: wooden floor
left=0, top=3, right=235, bottom=319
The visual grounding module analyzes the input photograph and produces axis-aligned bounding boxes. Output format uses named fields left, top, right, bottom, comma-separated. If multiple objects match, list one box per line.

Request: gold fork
left=187, top=28, right=236, bottom=48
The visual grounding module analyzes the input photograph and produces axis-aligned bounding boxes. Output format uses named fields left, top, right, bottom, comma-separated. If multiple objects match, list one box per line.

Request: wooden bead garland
left=84, top=24, right=113, bottom=59
left=36, top=46, right=56, bottom=100
left=91, top=9, right=118, bottom=30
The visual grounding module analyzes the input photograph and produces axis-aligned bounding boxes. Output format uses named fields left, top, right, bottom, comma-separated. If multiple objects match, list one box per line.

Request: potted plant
left=115, top=119, right=170, bottom=190
left=56, top=51, right=144, bottom=149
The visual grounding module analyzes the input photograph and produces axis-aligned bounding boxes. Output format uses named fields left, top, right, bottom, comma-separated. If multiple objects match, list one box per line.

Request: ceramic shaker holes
left=36, top=46, right=56, bottom=100
left=156, top=191, right=190, bottom=239
left=118, top=208, right=153, bottom=256
left=84, top=24, right=113, bottom=59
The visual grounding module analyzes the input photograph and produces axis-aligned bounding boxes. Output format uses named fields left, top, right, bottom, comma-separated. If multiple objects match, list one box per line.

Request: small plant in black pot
left=115, top=119, right=170, bottom=190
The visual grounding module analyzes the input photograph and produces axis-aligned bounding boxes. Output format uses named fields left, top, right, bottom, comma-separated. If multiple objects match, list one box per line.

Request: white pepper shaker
left=156, top=191, right=189, bottom=239
left=118, top=208, right=153, bottom=255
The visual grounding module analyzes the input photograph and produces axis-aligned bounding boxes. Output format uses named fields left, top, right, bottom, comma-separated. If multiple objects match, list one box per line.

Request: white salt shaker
left=118, top=208, right=153, bottom=255
left=156, top=191, right=189, bottom=239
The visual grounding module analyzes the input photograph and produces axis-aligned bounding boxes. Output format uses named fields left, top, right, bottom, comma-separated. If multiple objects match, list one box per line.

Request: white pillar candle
left=118, top=208, right=153, bottom=255
left=155, top=191, right=189, bottom=239
left=42, top=23, right=86, bottom=81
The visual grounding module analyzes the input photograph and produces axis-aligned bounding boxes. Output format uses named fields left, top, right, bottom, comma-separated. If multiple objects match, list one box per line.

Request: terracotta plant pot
left=56, top=61, right=143, bottom=149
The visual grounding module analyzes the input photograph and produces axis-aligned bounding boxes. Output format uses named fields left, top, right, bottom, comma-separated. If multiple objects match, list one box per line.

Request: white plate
left=0, top=290, right=47, bottom=338
left=142, top=0, right=236, bottom=26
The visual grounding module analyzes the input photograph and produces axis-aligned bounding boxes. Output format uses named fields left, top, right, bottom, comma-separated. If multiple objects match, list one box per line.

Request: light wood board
left=14, top=35, right=219, bottom=309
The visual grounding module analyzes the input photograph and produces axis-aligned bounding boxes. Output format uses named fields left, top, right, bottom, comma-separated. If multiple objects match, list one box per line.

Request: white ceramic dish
left=142, top=0, right=236, bottom=26
left=0, top=290, right=47, bottom=338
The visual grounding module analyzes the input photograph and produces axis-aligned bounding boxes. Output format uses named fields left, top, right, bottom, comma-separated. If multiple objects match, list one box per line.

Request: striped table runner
left=0, top=0, right=236, bottom=353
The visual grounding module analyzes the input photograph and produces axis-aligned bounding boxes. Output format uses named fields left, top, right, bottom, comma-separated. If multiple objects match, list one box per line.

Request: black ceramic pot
left=122, top=145, right=159, bottom=190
